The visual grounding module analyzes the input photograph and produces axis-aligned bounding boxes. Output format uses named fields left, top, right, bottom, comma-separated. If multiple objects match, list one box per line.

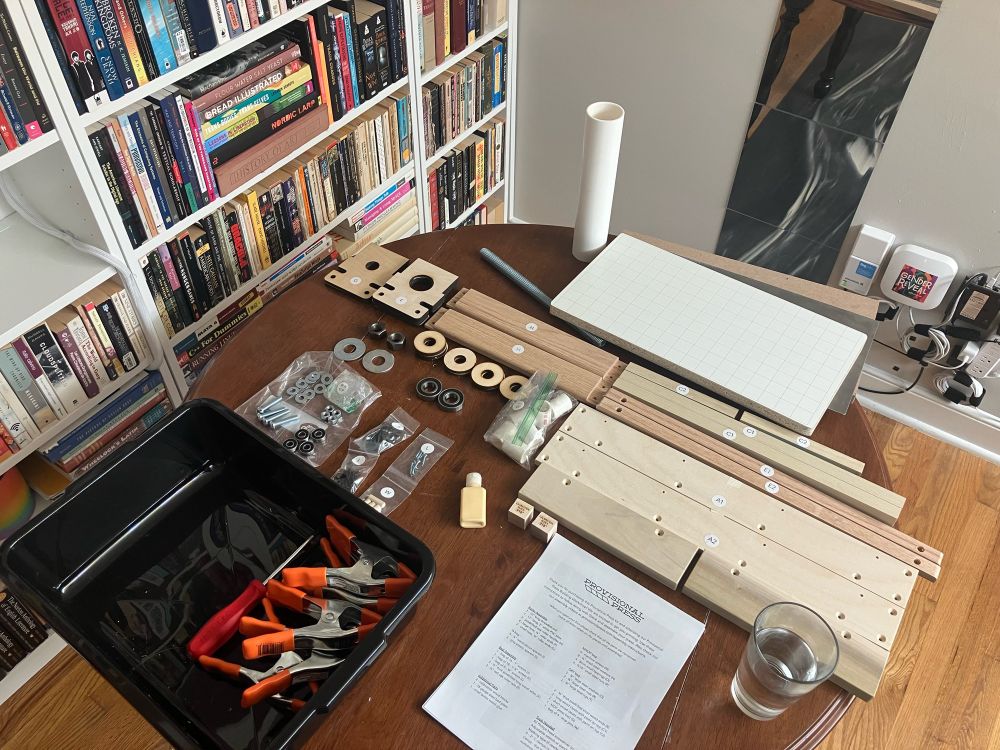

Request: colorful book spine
left=70, top=401, right=171, bottom=476
left=93, top=0, right=138, bottom=93
left=75, top=0, right=126, bottom=100
left=9, top=337, right=61, bottom=427
left=57, top=387, right=164, bottom=470
left=54, top=327, right=100, bottom=398
left=157, top=0, right=192, bottom=66
left=44, top=0, right=107, bottom=109
left=95, top=298, right=139, bottom=370
left=22, top=324, right=88, bottom=412
left=65, top=314, right=110, bottom=387
left=0, top=346, right=57, bottom=429
left=83, top=301, right=126, bottom=375
left=139, top=0, right=178, bottom=75
left=0, top=6, right=52, bottom=136
left=118, top=112, right=166, bottom=233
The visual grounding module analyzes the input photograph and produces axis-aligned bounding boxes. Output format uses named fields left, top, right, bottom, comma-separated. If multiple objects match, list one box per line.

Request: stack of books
left=426, top=116, right=502, bottom=228
left=39, top=370, right=170, bottom=478
left=0, top=282, right=151, bottom=461
left=0, top=4, right=55, bottom=155
left=416, top=0, right=507, bottom=71
left=0, top=589, right=48, bottom=680
left=421, top=33, right=505, bottom=156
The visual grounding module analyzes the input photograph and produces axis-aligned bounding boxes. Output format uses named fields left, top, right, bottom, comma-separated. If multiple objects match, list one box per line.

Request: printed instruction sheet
left=424, top=536, right=705, bottom=749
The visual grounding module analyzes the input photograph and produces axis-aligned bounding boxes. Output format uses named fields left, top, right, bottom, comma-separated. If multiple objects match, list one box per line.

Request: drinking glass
left=730, top=602, right=839, bottom=720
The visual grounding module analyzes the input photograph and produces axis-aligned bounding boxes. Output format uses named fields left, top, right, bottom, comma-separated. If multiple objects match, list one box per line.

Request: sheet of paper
left=424, top=536, right=705, bottom=750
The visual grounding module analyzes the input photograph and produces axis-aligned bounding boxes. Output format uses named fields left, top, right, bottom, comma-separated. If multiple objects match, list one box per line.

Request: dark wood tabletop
left=190, top=224, right=891, bottom=750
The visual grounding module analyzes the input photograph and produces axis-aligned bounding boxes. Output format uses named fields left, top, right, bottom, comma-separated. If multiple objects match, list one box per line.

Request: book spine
left=23, top=324, right=87, bottom=412
left=283, top=176, right=304, bottom=247
left=158, top=0, right=192, bottom=66
left=0, top=377, right=37, bottom=441
left=179, top=0, right=218, bottom=55
left=149, top=105, right=191, bottom=217
left=76, top=301, right=120, bottom=378
left=172, top=0, right=200, bottom=60
left=0, top=592, right=45, bottom=649
left=114, top=290, right=151, bottom=361
left=234, top=200, right=258, bottom=274
left=0, top=53, right=29, bottom=144
left=0, top=8, right=51, bottom=136
left=333, top=14, right=354, bottom=111
left=269, top=181, right=290, bottom=253
left=222, top=0, right=243, bottom=39
left=106, top=120, right=153, bottom=238
left=226, top=210, right=252, bottom=280
left=66, top=316, right=110, bottom=388
left=205, top=80, right=315, bottom=162
left=118, top=113, right=166, bottom=233
left=75, top=0, right=126, bottom=100
left=258, top=189, right=282, bottom=258
left=206, top=0, right=231, bottom=46
left=83, top=302, right=124, bottom=375
left=55, top=328, right=99, bottom=398
left=0, top=622, right=28, bottom=668
left=92, top=0, right=136, bottom=93
left=0, top=105, right=16, bottom=150
left=141, top=256, right=175, bottom=334
left=145, top=250, right=185, bottom=330
left=0, top=347, right=57, bottom=429
left=173, top=92, right=210, bottom=204
left=215, top=207, right=241, bottom=290
left=155, top=242, right=191, bottom=324
left=89, top=127, right=147, bottom=248
left=373, top=12, right=390, bottom=91
left=192, top=231, right=223, bottom=304
left=204, top=211, right=234, bottom=293
left=122, top=0, right=160, bottom=85
left=169, top=237, right=205, bottom=318
left=245, top=189, right=271, bottom=267
left=61, top=391, right=167, bottom=470
left=183, top=98, right=217, bottom=201
left=110, top=0, right=150, bottom=84
left=339, top=10, right=361, bottom=107
left=200, top=64, right=309, bottom=136
left=130, top=109, right=176, bottom=227
left=95, top=299, right=139, bottom=370
left=44, top=0, right=107, bottom=109
left=187, top=45, right=300, bottom=112
left=71, top=405, right=165, bottom=476
left=154, top=94, right=200, bottom=211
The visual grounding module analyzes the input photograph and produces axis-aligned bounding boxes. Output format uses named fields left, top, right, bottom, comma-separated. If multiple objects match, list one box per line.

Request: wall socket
left=968, top=341, right=1000, bottom=378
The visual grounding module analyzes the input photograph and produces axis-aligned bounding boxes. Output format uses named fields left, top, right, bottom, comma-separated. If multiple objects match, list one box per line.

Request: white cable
left=0, top=175, right=164, bottom=371
left=934, top=371, right=985, bottom=407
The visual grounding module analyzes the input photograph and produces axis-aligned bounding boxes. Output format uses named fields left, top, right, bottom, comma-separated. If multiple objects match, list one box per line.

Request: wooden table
left=189, top=224, right=891, bottom=749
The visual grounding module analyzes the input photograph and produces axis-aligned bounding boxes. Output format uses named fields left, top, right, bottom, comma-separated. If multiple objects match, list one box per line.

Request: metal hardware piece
left=387, top=332, right=406, bottom=350
left=368, top=321, right=387, bottom=338
left=297, top=441, right=315, bottom=455
left=437, top=388, right=464, bottom=412
left=334, top=337, right=366, bottom=361
left=362, top=349, right=395, bottom=374
left=416, top=377, right=443, bottom=400
left=282, top=438, right=298, bottom=451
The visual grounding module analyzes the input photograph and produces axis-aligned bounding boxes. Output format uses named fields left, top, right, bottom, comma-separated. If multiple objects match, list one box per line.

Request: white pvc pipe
left=572, top=102, right=625, bottom=262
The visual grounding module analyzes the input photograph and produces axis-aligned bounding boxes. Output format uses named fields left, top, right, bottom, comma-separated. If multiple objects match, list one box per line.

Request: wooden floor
left=1, top=412, right=998, bottom=749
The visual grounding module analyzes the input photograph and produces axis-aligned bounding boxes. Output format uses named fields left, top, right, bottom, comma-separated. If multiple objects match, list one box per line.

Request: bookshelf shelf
left=0, top=358, right=153, bottom=476
left=75, top=0, right=338, bottom=128
left=419, top=22, right=509, bottom=84
left=447, top=179, right=504, bottom=228
left=0, top=132, right=60, bottom=173
left=426, top=102, right=506, bottom=165
left=128, top=78, right=410, bottom=260
left=0, top=631, right=67, bottom=706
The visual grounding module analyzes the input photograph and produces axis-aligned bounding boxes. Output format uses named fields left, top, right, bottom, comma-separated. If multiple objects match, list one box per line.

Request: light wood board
left=622, top=363, right=740, bottom=417
left=739, top=411, right=866, bottom=475
left=323, top=243, right=408, bottom=299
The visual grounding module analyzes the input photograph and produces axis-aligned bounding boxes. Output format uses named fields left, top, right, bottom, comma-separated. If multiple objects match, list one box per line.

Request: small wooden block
left=374, top=258, right=460, bottom=324
left=325, top=244, right=409, bottom=299
left=508, top=499, right=535, bottom=529
left=363, top=495, right=387, bottom=513
left=529, top=512, right=558, bottom=543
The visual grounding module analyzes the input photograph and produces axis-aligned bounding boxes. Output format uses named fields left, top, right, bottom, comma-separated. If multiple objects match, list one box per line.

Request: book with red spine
left=43, top=0, right=107, bottom=111
left=0, top=105, right=15, bottom=150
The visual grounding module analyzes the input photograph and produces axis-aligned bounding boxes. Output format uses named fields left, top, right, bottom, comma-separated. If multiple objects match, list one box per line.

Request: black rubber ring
left=437, top=388, right=464, bottom=412
left=416, top=377, right=443, bottom=400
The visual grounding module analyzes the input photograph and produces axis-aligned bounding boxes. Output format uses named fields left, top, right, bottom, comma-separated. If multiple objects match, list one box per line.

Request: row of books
left=0, top=282, right=151, bottom=461
left=0, top=4, right=54, bottom=154
left=34, top=0, right=406, bottom=115
left=421, top=33, right=505, bottom=156
left=90, top=1, right=408, bottom=248
left=140, top=95, right=410, bottom=336
left=0, top=589, right=48, bottom=680
left=40, top=371, right=171, bottom=476
left=415, top=0, right=507, bottom=71
left=427, top=115, right=502, bottom=229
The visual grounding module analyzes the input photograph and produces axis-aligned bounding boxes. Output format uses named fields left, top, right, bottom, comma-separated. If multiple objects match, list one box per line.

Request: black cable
left=859, top=365, right=925, bottom=395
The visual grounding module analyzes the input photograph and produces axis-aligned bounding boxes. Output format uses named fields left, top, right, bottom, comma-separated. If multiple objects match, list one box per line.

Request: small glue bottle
left=460, top=472, right=487, bottom=528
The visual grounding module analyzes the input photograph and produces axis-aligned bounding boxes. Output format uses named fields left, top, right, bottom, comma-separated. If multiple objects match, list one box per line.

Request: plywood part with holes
left=373, top=258, right=460, bottom=324
left=541, top=422, right=918, bottom=608
left=519, top=463, right=892, bottom=700
left=448, top=288, right=621, bottom=377
left=324, top=244, right=408, bottom=299
left=614, top=371, right=905, bottom=521
left=595, top=397, right=942, bottom=579
left=622, top=363, right=739, bottom=417
left=426, top=309, right=605, bottom=402
left=517, top=465, right=700, bottom=589
left=739, top=411, right=866, bottom=475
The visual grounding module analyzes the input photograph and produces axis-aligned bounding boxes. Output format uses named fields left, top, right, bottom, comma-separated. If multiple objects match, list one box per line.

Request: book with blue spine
left=76, top=0, right=126, bottom=99
left=92, top=0, right=138, bottom=92
left=156, top=0, right=192, bottom=66
left=139, top=0, right=178, bottom=76
left=127, top=108, right=175, bottom=228
left=148, top=89, right=204, bottom=210
left=338, top=11, right=361, bottom=108
left=0, top=77, right=27, bottom=144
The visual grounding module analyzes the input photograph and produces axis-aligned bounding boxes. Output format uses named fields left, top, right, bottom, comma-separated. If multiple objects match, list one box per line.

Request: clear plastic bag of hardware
left=484, top=371, right=577, bottom=468
left=236, top=351, right=381, bottom=466
left=332, top=408, right=420, bottom=493
left=363, top=428, right=453, bottom=514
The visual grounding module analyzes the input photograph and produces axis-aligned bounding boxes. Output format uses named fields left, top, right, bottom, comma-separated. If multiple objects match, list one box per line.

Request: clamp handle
left=240, top=616, right=286, bottom=636
left=243, top=629, right=295, bottom=660
left=325, top=515, right=356, bottom=564
left=241, top=670, right=292, bottom=708
left=197, top=654, right=243, bottom=679
left=320, top=537, right=343, bottom=568
left=266, top=579, right=311, bottom=612
left=382, top=577, right=413, bottom=598
left=281, top=567, right=329, bottom=590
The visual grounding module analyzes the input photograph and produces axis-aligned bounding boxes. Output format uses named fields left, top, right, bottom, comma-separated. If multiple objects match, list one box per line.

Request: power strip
left=968, top=341, right=1000, bottom=378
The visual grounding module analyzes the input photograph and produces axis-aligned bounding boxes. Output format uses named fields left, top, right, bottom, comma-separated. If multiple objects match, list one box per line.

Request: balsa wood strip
left=595, top=397, right=941, bottom=579
left=517, top=464, right=700, bottom=589
left=622, top=363, right=740, bottom=417
left=544, top=421, right=917, bottom=608
left=740, top=411, right=866, bottom=475
left=448, top=288, right=621, bottom=377
left=426, top=308, right=603, bottom=401
left=615, top=370, right=904, bottom=517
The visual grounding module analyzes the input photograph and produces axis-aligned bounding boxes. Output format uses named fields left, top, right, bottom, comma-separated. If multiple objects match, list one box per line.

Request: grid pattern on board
left=551, top=235, right=867, bottom=431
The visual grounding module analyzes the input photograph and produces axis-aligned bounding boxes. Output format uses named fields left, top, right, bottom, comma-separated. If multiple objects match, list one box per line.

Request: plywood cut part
left=517, top=465, right=700, bottom=589
left=551, top=234, right=868, bottom=433
left=324, top=243, right=408, bottom=299
left=622, top=363, right=739, bottom=417
left=542, top=424, right=918, bottom=608
left=426, top=309, right=604, bottom=402
left=594, top=398, right=941, bottom=580
left=373, top=258, right=460, bottom=324
left=614, top=372, right=905, bottom=521
left=448, top=288, right=621, bottom=377
left=739, top=411, right=866, bottom=475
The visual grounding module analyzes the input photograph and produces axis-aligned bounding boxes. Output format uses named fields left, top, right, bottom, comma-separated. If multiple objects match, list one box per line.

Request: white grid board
left=551, top=235, right=866, bottom=433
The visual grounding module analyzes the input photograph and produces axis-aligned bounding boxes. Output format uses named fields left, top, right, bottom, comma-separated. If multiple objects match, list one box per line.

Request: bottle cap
left=466, top=472, right=482, bottom=488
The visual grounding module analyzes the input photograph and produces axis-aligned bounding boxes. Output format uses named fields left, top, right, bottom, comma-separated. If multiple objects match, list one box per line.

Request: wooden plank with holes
left=542, top=422, right=918, bottom=608
left=426, top=308, right=604, bottom=401
left=595, top=397, right=942, bottom=579
left=614, top=370, right=905, bottom=520
left=622, top=363, right=740, bottom=417
left=739, top=411, right=866, bottom=475
left=448, top=288, right=621, bottom=377
left=516, top=465, right=700, bottom=589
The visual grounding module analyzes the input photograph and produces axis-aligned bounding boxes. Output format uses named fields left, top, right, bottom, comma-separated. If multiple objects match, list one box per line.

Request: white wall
left=511, top=0, right=781, bottom=251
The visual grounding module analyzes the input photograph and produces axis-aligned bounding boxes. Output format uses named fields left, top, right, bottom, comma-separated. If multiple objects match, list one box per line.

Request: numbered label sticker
left=711, top=495, right=727, bottom=508
left=511, top=344, right=525, bottom=355
left=395, top=295, right=408, bottom=305
left=796, top=436, right=811, bottom=448
left=421, top=443, right=435, bottom=454
left=380, top=487, right=395, bottom=499
left=676, top=385, right=690, bottom=396
left=722, top=429, right=737, bottom=440
left=704, top=533, right=720, bottom=548
left=391, top=421, right=405, bottom=430
left=349, top=276, right=362, bottom=285
left=760, top=465, right=775, bottom=477
left=351, top=455, right=366, bottom=466
left=765, top=480, right=780, bottom=494
left=525, top=322, right=538, bottom=332
left=743, top=426, right=757, bottom=438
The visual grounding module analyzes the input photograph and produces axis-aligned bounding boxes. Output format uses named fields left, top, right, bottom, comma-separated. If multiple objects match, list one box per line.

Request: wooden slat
left=740, top=411, right=866, bottom=475
left=426, top=308, right=604, bottom=401
left=543, top=421, right=918, bottom=607
left=596, top=396, right=942, bottom=579
left=448, top=288, right=621, bottom=377
left=517, top=464, right=700, bottom=589
left=622, top=363, right=739, bottom=417
left=614, top=370, right=905, bottom=519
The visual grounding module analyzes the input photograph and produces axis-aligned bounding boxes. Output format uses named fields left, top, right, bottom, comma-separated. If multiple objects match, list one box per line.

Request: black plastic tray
left=0, top=399, right=434, bottom=749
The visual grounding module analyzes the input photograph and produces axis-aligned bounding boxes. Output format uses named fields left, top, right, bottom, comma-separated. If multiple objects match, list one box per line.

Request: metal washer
left=362, top=349, right=395, bottom=374
left=333, top=337, right=366, bottom=361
